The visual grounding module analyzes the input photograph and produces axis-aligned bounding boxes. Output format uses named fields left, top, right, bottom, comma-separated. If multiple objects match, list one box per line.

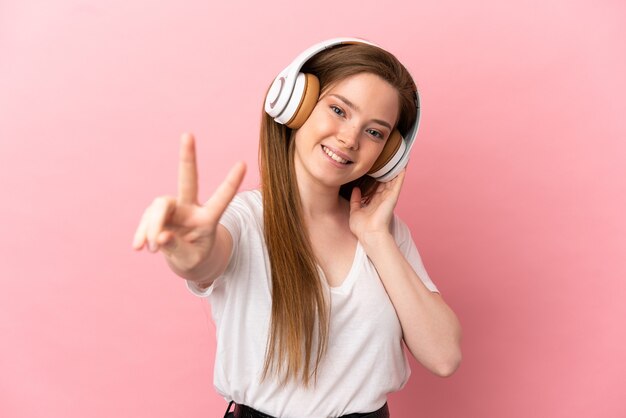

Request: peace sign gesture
left=132, top=133, right=246, bottom=282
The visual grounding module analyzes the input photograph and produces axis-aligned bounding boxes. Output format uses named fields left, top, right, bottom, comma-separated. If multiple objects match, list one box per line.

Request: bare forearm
left=362, top=233, right=462, bottom=377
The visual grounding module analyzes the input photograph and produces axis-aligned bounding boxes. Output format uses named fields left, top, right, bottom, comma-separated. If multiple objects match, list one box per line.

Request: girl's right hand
left=132, top=133, right=246, bottom=274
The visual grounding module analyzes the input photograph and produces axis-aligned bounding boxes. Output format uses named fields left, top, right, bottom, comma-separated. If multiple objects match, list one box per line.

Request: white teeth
left=322, top=146, right=349, bottom=164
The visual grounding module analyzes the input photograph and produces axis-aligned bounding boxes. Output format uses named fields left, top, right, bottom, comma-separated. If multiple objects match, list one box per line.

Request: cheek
left=293, top=111, right=328, bottom=149
left=302, top=106, right=336, bottom=136
left=363, top=141, right=386, bottom=165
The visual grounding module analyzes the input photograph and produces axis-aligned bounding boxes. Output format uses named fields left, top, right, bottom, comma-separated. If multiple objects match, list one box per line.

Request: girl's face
left=293, top=72, right=400, bottom=190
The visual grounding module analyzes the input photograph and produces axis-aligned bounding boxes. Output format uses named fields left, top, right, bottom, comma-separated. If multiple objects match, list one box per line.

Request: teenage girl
left=133, top=38, right=462, bottom=418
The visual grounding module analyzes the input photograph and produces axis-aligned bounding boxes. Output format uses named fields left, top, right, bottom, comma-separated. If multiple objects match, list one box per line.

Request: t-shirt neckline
left=318, top=241, right=364, bottom=294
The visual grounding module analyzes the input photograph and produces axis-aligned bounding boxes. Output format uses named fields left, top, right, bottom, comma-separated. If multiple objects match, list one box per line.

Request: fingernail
left=148, top=241, right=156, bottom=252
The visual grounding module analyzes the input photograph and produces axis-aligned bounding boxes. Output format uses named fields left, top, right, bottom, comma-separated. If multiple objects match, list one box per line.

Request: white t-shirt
left=186, top=190, right=438, bottom=418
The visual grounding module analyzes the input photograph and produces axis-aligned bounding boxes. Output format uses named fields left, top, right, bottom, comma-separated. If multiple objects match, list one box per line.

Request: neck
left=294, top=165, right=347, bottom=222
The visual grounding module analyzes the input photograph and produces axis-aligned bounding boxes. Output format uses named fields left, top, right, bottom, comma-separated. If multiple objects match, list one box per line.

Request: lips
left=321, top=145, right=353, bottom=164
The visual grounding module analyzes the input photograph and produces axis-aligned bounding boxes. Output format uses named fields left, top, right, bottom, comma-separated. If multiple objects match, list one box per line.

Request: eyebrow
left=328, top=93, right=393, bottom=131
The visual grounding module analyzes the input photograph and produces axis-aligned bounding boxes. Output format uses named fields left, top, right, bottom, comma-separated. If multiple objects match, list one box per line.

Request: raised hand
left=349, top=169, right=406, bottom=245
left=132, top=133, right=246, bottom=275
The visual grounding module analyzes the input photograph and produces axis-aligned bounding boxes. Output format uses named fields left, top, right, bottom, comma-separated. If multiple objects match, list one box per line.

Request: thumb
left=157, top=230, right=179, bottom=255
left=350, top=187, right=362, bottom=214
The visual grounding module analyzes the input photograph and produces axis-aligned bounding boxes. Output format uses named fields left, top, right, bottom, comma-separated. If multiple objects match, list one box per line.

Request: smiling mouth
left=322, top=146, right=353, bottom=164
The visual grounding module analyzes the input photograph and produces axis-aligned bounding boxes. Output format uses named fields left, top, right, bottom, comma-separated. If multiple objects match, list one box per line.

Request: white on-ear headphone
left=264, top=37, right=421, bottom=182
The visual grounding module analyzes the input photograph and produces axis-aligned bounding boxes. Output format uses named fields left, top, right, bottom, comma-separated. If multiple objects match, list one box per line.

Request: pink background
left=1, top=0, right=625, bottom=417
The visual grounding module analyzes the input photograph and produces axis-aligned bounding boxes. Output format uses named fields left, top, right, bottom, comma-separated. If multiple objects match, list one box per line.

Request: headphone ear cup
left=368, top=129, right=404, bottom=175
left=285, top=73, right=320, bottom=129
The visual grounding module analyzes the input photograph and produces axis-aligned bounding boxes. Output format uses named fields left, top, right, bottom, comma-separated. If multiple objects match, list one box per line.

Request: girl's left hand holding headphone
left=348, top=169, right=406, bottom=246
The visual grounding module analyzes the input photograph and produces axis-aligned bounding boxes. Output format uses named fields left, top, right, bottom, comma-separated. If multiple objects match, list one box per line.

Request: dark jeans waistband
left=223, top=400, right=389, bottom=418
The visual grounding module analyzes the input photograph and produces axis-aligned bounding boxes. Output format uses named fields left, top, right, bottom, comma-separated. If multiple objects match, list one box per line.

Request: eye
left=366, top=129, right=384, bottom=139
left=330, top=105, right=345, bottom=117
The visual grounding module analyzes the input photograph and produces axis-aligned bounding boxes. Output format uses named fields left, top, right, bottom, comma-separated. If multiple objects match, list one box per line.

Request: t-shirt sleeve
left=185, top=192, right=249, bottom=297
left=392, top=214, right=439, bottom=293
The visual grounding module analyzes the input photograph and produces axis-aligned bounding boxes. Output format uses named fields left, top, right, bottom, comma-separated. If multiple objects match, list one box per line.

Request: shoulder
left=223, top=189, right=263, bottom=228
left=233, top=188, right=262, bottom=205
left=228, top=189, right=262, bottom=213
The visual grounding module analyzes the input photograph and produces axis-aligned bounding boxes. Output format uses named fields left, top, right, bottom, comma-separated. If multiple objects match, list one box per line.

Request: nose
left=337, top=124, right=359, bottom=150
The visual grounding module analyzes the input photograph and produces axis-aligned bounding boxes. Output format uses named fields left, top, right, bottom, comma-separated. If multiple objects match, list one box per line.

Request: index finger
left=178, top=133, right=199, bottom=205
left=202, top=161, right=247, bottom=224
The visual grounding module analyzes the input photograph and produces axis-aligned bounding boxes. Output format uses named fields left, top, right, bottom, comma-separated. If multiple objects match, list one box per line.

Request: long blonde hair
left=259, top=43, right=418, bottom=387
